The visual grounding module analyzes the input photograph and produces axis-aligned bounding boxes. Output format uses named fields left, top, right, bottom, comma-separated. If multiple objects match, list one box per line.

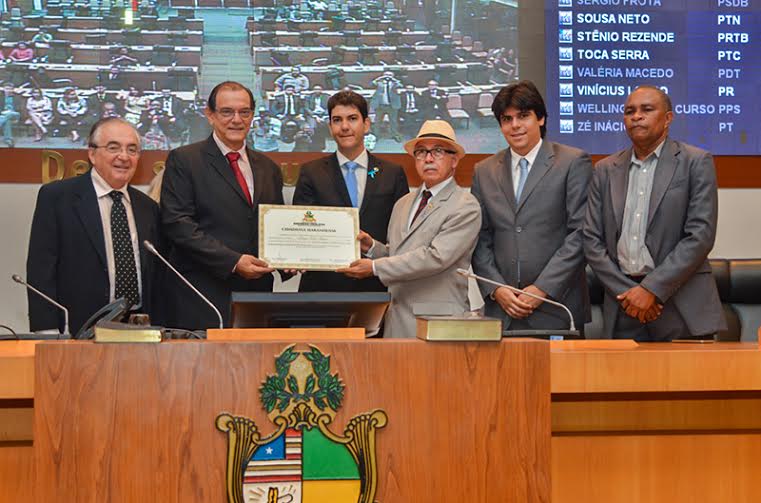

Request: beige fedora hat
left=403, top=120, right=465, bottom=159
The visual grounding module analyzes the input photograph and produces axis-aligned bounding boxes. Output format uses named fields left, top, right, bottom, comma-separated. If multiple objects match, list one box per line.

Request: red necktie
left=411, top=190, right=432, bottom=224
left=225, top=151, right=252, bottom=206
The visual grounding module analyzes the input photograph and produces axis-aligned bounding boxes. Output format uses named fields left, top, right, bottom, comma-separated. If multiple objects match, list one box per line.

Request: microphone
left=12, top=274, right=70, bottom=336
left=456, top=269, right=577, bottom=332
left=143, top=240, right=224, bottom=330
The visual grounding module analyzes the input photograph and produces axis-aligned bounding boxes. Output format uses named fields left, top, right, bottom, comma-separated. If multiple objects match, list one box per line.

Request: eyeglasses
left=413, top=146, right=457, bottom=160
left=90, top=142, right=140, bottom=156
left=216, top=108, right=254, bottom=120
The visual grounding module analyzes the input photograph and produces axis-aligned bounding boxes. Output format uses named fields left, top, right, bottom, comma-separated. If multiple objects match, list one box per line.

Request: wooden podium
left=33, top=339, right=551, bottom=502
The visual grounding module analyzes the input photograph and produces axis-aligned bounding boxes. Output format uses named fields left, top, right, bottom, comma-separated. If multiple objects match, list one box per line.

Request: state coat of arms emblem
left=216, top=345, right=387, bottom=503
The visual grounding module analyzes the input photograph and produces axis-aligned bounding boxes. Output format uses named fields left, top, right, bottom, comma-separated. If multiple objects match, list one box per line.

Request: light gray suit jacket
left=369, top=180, right=481, bottom=338
left=471, top=141, right=593, bottom=330
left=583, top=137, right=726, bottom=338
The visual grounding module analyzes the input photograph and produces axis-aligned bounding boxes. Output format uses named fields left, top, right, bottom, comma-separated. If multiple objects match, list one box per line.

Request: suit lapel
left=360, top=153, right=381, bottom=218
left=328, top=153, right=354, bottom=207
left=128, top=187, right=151, bottom=278
left=609, top=149, right=631, bottom=233
left=496, top=150, right=518, bottom=212
left=203, top=136, right=251, bottom=207
left=516, top=141, right=553, bottom=213
left=73, top=173, right=107, bottom=268
left=398, top=181, right=456, bottom=248
left=647, top=139, right=679, bottom=229
left=246, top=146, right=263, bottom=205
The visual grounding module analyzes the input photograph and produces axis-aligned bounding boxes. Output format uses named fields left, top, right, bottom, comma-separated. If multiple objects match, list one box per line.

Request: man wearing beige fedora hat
left=338, top=120, right=481, bottom=338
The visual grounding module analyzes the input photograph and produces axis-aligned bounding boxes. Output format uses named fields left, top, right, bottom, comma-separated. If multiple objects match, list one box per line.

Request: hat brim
left=404, top=134, right=465, bottom=159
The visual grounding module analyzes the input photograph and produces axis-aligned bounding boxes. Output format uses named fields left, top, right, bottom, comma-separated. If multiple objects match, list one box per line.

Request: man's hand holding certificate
left=259, top=204, right=360, bottom=270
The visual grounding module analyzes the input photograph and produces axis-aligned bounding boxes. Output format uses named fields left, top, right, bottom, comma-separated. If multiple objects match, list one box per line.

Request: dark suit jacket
left=272, top=94, right=304, bottom=117
left=304, top=93, right=329, bottom=116
left=584, top=137, right=727, bottom=338
left=26, top=171, right=161, bottom=334
left=293, top=152, right=409, bottom=292
left=471, top=141, right=593, bottom=330
left=160, top=135, right=284, bottom=330
left=419, top=89, right=450, bottom=120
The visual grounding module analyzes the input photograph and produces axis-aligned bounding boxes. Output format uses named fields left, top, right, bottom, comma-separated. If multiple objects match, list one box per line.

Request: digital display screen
left=0, top=1, right=519, bottom=154
left=544, top=0, right=760, bottom=155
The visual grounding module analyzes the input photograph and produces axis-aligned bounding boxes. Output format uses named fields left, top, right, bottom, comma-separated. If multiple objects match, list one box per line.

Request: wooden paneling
left=553, top=396, right=761, bottom=432
left=0, top=341, right=36, bottom=399
left=551, top=340, right=761, bottom=503
left=0, top=406, right=33, bottom=441
left=206, top=327, right=364, bottom=340
left=552, top=434, right=761, bottom=503
left=0, top=149, right=756, bottom=187
left=0, top=444, right=34, bottom=502
left=34, top=339, right=550, bottom=502
left=551, top=341, right=761, bottom=393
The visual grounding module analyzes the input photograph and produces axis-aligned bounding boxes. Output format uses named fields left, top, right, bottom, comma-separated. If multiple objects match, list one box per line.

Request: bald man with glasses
left=161, top=81, right=285, bottom=330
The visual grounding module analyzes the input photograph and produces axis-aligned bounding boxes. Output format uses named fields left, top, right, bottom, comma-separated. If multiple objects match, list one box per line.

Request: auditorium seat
left=476, top=92, right=493, bottom=125
left=584, top=259, right=761, bottom=341
left=446, top=94, right=470, bottom=128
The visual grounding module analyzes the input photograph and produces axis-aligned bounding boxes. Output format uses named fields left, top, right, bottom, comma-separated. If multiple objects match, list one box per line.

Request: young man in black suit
left=26, top=117, right=161, bottom=334
left=293, top=90, right=409, bottom=293
left=160, top=81, right=285, bottom=330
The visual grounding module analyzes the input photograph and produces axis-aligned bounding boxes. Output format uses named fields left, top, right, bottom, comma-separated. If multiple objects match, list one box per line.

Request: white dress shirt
left=213, top=132, right=254, bottom=202
left=91, top=169, right=143, bottom=306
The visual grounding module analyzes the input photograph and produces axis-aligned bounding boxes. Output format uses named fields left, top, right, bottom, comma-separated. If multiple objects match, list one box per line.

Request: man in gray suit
left=584, top=85, right=726, bottom=341
left=471, top=80, right=593, bottom=334
left=338, top=120, right=481, bottom=338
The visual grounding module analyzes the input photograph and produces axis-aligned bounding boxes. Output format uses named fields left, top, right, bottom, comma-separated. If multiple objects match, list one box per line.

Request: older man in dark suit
left=161, top=81, right=284, bottom=330
left=584, top=85, right=726, bottom=341
left=293, top=90, right=408, bottom=293
left=26, top=117, right=161, bottom=334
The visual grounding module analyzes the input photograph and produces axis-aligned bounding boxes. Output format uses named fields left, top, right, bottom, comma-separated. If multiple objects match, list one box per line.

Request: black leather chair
left=722, top=259, right=761, bottom=341
left=584, top=259, right=761, bottom=341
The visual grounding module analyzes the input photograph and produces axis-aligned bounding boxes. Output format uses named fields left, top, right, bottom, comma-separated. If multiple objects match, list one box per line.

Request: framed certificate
left=259, top=204, right=360, bottom=270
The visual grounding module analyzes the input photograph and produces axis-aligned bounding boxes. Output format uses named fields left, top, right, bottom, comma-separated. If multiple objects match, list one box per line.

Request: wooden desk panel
left=34, top=340, right=550, bottom=502
left=551, top=340, right=761, bottom=503
left=3, top=339, right=761, bottom=502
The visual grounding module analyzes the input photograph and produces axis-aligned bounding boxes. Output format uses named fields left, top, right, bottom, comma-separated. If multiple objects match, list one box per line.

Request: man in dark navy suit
left=161, top=81, right=284, bottom=329
left=293, top=90, right=408, bottom=293
left=26, top=117, right=161, bottom=334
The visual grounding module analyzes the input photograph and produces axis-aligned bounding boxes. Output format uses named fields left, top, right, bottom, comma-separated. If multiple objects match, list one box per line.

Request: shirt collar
left=91, top=168, right=130, bottom=203
left=421, top=175, right=454, bottom=197
left=510, top=138, right=543, bottom=169
left=336, top=149, right=368, bottom=170
left=212, top=131, right=247, bottom=158
left=630, top=139, right=666, bottom=166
